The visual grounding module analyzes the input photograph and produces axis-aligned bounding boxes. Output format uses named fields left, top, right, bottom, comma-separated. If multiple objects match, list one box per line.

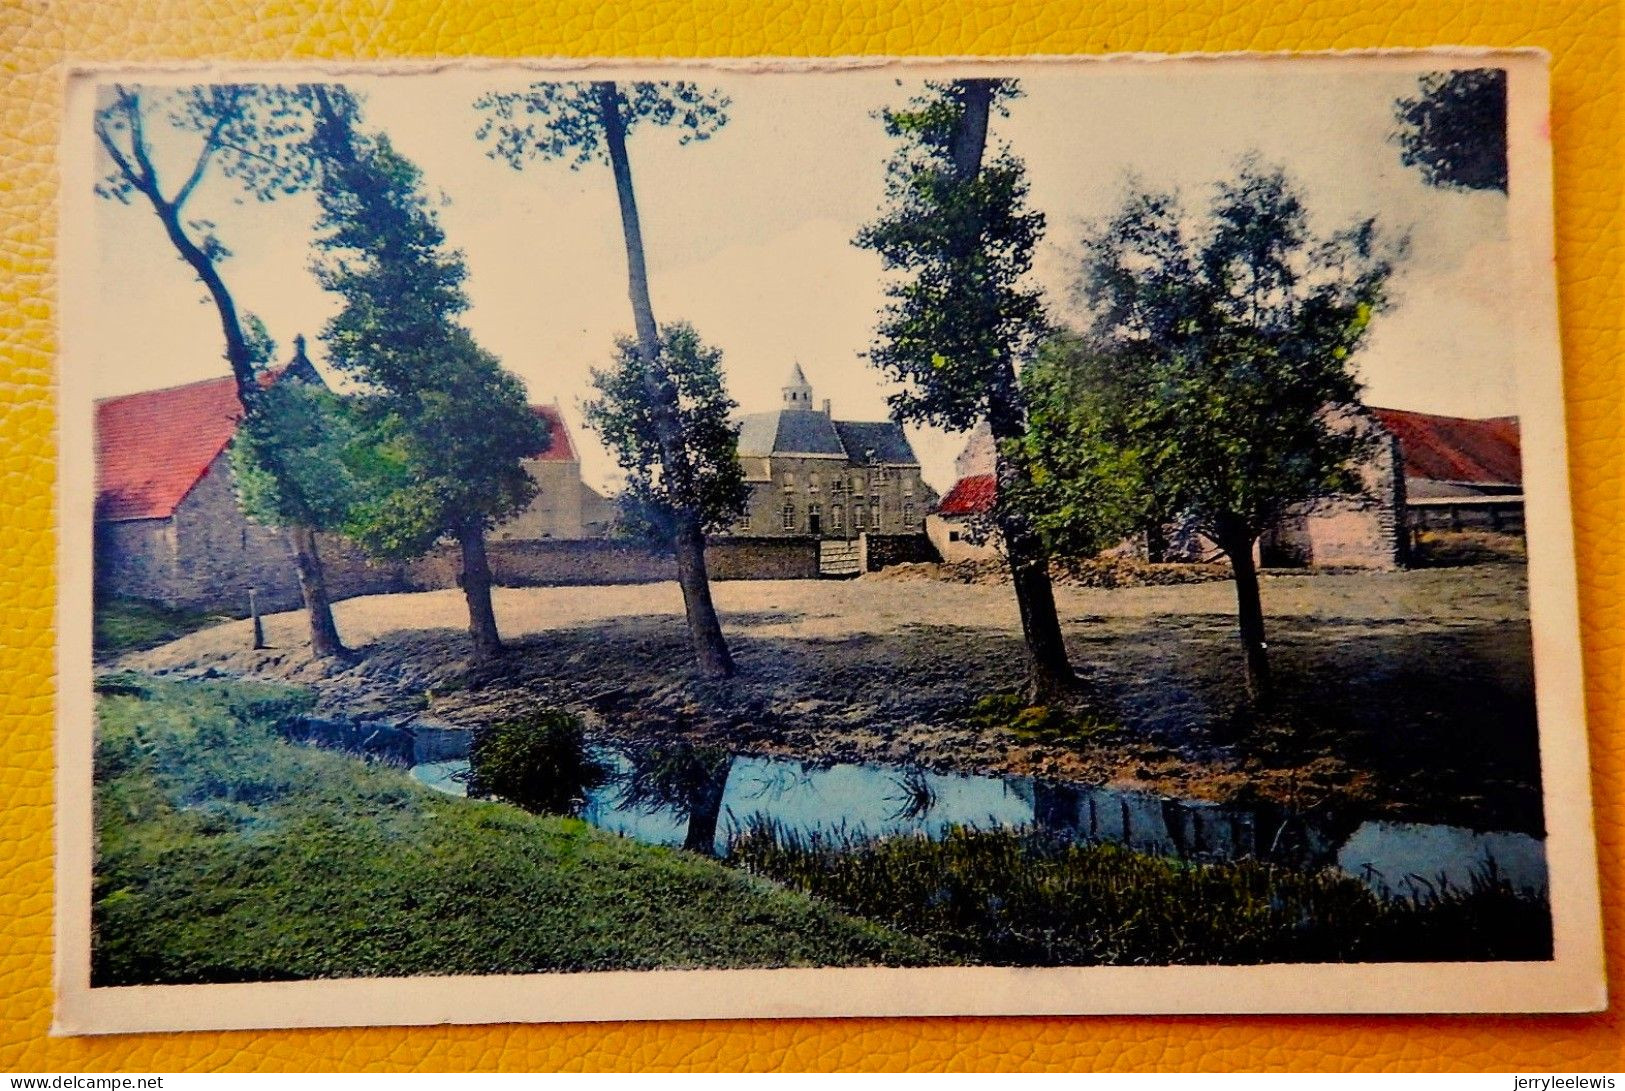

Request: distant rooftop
left=1369, top=407, right=1521, bottom=486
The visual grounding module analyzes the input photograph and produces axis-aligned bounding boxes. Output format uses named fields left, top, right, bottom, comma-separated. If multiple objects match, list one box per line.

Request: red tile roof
left=97, top=373, right=574, bottom=522
left=529, top=404, right=577, bottom=462
left=936, top=473, right=997, bottom=517
left=1370, top=407, right=1522, bottom=487
left=96, top=374, right=250, bottom=522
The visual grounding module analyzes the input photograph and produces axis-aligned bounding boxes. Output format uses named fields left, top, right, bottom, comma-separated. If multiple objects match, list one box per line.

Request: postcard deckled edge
left=52, top=48, right=1605, bottom=1036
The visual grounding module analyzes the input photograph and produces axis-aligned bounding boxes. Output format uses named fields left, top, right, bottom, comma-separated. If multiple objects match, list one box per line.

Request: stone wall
left=95, top=517, right=179, bottom=606
left=408, top=538, right=675, bottom=589
left=706, top=537, right=821, bottom=580
left=99, top=459, right=936, bottom=617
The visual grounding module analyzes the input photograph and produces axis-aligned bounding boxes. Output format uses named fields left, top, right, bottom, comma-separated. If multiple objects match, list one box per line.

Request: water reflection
left=411, top=747, right=1547, bottom=899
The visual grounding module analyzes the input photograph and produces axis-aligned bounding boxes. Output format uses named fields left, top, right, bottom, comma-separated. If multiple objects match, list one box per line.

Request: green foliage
left=93, top=599, right=227, bottom=657
left=583, top=322, right=748, bottom=542
left=473, top=81, right=729, bottom=170
left=730, top=823, right=1551, bottom=967
left=230, top=343, right=367, bottom=534
left=1014, top=331, right=1157, bottom=558
left=1393, top=69, right=1508, bottom=193
left=466, top=709, right=607, bottom=815
left=1054, top=158, right=1405, bottom=550
left=854, top=80, right=1048, bottom=432
left=93, top=676, right=935, bottom=985
left=312, top=123, right=545, bottom=560
left=93, top=83, right=360, bottom=209
left=94, top=85, right=372, bottom=538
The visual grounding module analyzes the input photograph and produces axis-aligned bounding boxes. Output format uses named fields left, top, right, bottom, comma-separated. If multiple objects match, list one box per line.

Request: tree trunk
left=1219, top=523, right=1273, bottom=707
left=289, top=525, right=346, bottom=659
left=596, top=81, right=735, bottom=678
left=949, top=78, right=1076, bottom=703
left=147, top=193, right=348, bottom=659
left=674, top=515, right=735, bottom=677
left=458, top=519, right=503, bottom=661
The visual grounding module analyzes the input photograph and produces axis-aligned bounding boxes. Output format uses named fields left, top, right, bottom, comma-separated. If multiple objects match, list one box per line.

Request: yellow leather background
left=3, top=0, right=1619, bottom=1072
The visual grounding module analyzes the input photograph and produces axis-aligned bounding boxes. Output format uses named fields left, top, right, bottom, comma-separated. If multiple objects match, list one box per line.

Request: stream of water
left=410, top=748, right=1547, bottom=900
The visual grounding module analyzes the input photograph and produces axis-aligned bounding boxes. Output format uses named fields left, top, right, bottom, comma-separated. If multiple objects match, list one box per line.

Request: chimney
left=822, top=399, right=832, bottom=417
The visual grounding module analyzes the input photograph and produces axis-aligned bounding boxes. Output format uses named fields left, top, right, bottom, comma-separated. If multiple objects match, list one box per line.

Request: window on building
left=854, top=504, right=867, bottom=530
left=783, top=471, right=795, bottom=492
left=735, top=499, right=752, bottom=531
left=781, top=502, right=796, bottom=532
left=852, top=474, right=864, bottom=492
left=808, top=502, right=822, bottom=535
left=873, top=499, right=885, bottom=528
left=831, top=504, right=844, bottom=530
left=874, top=466, right=890, bottom=484
left=830, top=478, right=844, bottom=496
left=808, top=471, right=820, bottom=493
left=903, top=502, right=915, bottom=528
left=902, top=472, right=914, bottom=497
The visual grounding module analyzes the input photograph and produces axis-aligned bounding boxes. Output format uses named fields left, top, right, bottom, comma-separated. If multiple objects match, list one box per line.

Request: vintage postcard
left=54, top=50, right=1604, bottom=1034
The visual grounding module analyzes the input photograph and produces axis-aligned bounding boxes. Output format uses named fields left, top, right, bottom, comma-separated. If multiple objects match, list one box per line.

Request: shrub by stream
left=727, top=821, right=1552, bottom=966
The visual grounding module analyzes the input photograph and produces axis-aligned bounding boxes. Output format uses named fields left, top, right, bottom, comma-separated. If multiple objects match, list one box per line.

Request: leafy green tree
left=229, top=332, right=365, bottom=538
left=583, top=323, right=749, bottom=669
left=311, top=101, right=546, bottom=660
left=94, top=84, right=358, bottom=657
left=1393, top=69, right=1508, bottom=193
left=855, top=79, right=1074, bottom=702
left=1064, top=159, right=1403, bottom=704
left=475, top=80, right=739, bottom=677
left=1014, top=332, right=1157, bottom=563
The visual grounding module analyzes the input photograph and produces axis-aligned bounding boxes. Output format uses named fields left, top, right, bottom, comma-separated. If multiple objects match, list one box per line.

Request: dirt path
left=122, top=565, right=1542, bottom=833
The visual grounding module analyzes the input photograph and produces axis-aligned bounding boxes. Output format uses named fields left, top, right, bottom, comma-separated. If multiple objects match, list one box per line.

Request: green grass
left=92, top=675, right=936, bottom=986
left=967, top=691, right=1120, bottom=746
left=94, top=597, right=228, bottom=657
left=728, top=822, right=1552, bottom=967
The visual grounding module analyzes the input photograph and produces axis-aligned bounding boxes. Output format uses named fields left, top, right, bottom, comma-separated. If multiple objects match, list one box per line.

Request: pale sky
left=87, top=62, right=1513, bottom=494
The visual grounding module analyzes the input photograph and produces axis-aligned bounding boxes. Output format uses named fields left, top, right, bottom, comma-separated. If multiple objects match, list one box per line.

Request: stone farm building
left=728, top=365, right=939, bottom=574
left=94, top=351, right=611, bottom=613
left=1368, top=407, right=1523, bottom=535
left=488, top=403, right=616, bottom=542
left=928, top=405, right=1523, bottom=571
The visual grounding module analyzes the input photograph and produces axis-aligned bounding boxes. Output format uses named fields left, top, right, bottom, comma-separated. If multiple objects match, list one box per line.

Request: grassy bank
left=93, top=675, right=935, bottom=985
left=729, top=823, right=1552, bottom=966
left=94, top=597, right=227, bottom=658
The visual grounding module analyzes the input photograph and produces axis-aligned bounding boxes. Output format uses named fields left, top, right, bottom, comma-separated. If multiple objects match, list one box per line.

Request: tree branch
left=169, top=109, right=230, bottom=212
left=92, top=112, right=140, bottom=190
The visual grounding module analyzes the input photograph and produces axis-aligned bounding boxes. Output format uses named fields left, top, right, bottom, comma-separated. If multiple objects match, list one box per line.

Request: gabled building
left=929, top=405, right=1509, bottom=572
left=489, top=404, right=616, bottom=542
left=95, top=345, right=613, bottom=612
left=730, top=364, right=935, bottom=539
left=94, top=350, right=324, bottom=611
